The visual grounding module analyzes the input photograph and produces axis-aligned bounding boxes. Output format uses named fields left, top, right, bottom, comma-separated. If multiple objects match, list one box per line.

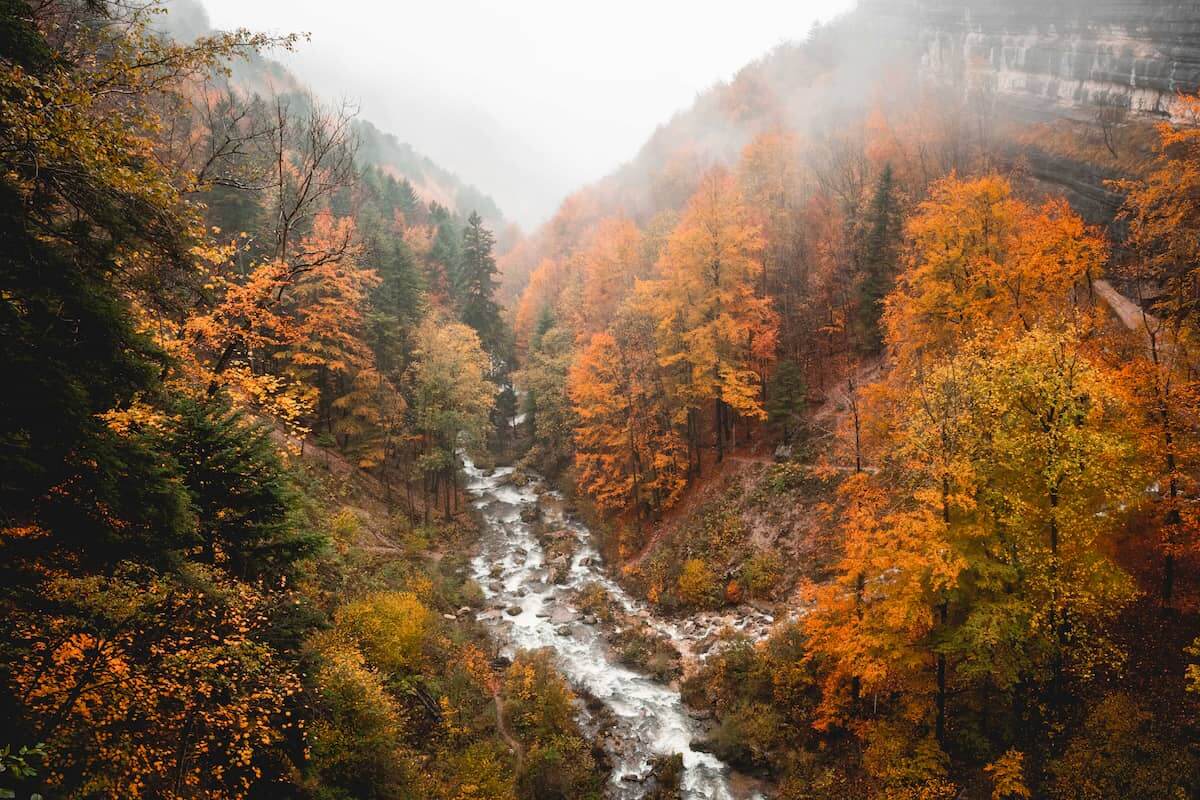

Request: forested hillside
left=158, top=0, right=508, bottom=232
left=506, top=3, right=1200, bottom=798
left=5, top=0, right=1200, bottom=799
left=0, top=2, right=592, bottom=798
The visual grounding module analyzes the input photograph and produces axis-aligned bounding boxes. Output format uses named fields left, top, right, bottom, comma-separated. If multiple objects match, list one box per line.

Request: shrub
left=1048, top=692, right=1199, bottom=800
left=503, top=651, right=577, bottom=745
left=308, top=645, right=411, bottom=799
left=676, top=558, right=719, bottom=608
left=740, top=550, right=784, bottom=599
left=333, top=592, right=435, bottom=676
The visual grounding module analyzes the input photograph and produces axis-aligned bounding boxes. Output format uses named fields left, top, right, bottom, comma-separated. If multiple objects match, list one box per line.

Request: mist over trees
left=4, top=1, right=1200, bottom=799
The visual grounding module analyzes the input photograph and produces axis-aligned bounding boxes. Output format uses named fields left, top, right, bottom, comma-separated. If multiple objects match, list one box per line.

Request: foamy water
left=464, top=459, right=746, bottom=799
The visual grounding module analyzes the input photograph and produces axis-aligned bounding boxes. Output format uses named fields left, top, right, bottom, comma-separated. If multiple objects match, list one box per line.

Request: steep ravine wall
left=867, top=0, right=1200, bottom=122
left=861, top=0, right=1200, bottom=221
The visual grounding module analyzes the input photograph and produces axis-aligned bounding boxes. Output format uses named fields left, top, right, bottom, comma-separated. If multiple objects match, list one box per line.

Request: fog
left=196, top=0, right=856, bottom=228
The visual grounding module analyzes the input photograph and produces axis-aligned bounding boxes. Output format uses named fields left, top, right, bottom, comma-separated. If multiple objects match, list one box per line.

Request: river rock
left=477, top=609, right=502, bottom=621
left=505, top=605, right=523, bottom=616
left=550, top=607, right=579, bottom=625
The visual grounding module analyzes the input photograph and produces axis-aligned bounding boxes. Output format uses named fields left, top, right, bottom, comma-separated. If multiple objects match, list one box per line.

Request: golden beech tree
left=809, top=328, right=1142, bottom=758
left=884, top=174, right=1106, bottom=367
left=1112, top=98, right=1200, bottom=607
left=568, top=305, right=688, bottom=517
left=975, top=329, right=1142, bottom=698
left=405, top=309, right=495, bottom=521
left=577, top=218, right=648, bottom=336
left=653, top=167, right=778, bottom=466
left=278, top=213, right=392, bottom=442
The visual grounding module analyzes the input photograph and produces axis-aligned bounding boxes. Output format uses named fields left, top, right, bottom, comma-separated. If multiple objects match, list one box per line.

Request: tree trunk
left=714, top=398, right=724, bottom=463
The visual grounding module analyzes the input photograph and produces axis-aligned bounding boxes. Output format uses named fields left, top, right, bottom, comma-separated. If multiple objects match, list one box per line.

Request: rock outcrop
left=865, top=0, right=1200, bottom=122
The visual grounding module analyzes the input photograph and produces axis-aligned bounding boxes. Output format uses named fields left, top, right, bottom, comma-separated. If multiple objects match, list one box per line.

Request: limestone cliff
left=865, top=0, right=1200, bottom=121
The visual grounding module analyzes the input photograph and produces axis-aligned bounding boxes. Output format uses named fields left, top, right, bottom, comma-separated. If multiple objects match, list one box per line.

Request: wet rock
left=555, top=625, right=572, bottom=637
left=551, top=607, right=580, bottom=625
left=505, top=605, right=523, bottom=617
left=580, top=614, right=598, bottom=625
left=520, top=507, right=539, bottom=523
left=477, top=609, right=502, bottom=621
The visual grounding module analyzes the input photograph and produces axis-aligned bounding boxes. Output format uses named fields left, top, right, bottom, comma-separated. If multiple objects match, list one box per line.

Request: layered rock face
left=864, top=0, right=1200, bottom=122
left=859, top=1, right=1200, bottom=220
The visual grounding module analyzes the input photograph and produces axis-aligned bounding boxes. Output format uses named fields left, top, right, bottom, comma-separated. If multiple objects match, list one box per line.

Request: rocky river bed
left=464, top=459, right=779, bottom=799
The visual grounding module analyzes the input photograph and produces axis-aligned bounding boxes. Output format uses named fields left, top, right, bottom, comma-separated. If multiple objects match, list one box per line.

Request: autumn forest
left=3, top=1, right=1200, bottom=799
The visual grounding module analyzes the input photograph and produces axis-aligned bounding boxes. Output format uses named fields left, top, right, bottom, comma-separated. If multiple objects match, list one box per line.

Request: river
left=464, top=459, right=773, bottom=799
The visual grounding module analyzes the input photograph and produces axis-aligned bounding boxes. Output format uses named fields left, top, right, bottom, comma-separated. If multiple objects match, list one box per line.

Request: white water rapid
left=464, top=459, right=765, bottom=799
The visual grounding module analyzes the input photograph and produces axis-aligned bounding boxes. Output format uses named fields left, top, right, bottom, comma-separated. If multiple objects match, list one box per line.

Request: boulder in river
left=550, top=607, right=579, bottom=625
left=505, top=605, right=523, bottom=617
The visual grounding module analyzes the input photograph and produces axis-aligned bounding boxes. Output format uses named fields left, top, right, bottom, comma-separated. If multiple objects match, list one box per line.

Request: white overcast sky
left=198, top=0, right=858, bottom=228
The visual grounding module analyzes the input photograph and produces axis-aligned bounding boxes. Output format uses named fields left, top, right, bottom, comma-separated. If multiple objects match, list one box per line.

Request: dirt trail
left=1094, top=278, right=1157, bottom=336
left=492, top=688, right=524, bottom=768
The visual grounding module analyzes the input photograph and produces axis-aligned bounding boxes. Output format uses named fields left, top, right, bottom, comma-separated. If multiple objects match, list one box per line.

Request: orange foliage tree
left=652, top=168, right=778, bottom=468
left=568, top=304, right=687, bottom=517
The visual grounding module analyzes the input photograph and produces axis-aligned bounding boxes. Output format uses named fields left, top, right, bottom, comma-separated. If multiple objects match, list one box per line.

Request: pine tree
left=766, top=360, right=808, bottom=441
left=855, top=164, right=900, bottom=352
left=426, top=203, right=460, bottom=303
left=365, top=233, right=424, bottom=379
left=456, top=211, right=503, bottom=356
left=171, top=396, right=323, bottom=580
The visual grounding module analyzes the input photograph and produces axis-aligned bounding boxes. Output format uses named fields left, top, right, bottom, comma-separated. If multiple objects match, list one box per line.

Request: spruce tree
left=856, top=164, right=900, bottom=352
left=427, top=203, right=460, bottom=301
left=456, top=211, right=503, bottom=355
left=170, top=397, right=323, bottom=580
